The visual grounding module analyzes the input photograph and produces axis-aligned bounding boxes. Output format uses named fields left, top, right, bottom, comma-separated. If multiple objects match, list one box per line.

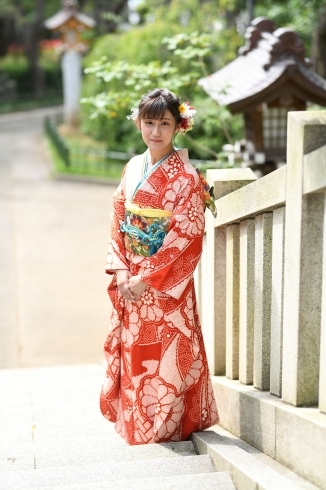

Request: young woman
left=100, top=88, right=219, bottom=445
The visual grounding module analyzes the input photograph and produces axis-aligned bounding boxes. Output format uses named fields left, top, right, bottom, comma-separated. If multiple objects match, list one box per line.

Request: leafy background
left=1, top=0, right=325, bottom=159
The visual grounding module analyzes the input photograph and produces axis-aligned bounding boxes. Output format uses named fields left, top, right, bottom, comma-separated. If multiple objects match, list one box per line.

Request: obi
left=121, top=202, right=172, bottom=257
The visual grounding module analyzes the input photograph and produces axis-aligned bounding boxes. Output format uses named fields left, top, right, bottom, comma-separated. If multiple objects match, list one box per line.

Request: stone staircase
left=0, top=364, right=320, bottom=490
left=0, top=364, right=234, bottom=490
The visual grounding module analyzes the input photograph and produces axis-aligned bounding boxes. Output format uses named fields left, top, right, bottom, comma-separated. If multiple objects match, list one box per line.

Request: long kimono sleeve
left=139, top=173, right=204, bottom=299
left=106, top=182, right=130, bottom=274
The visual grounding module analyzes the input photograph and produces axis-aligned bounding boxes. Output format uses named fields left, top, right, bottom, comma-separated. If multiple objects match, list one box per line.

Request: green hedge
left=0, top=53, right=62, bottom=94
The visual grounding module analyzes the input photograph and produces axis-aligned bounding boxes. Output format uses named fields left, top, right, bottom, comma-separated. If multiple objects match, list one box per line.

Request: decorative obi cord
left=121, top=202, right=172, bottom=257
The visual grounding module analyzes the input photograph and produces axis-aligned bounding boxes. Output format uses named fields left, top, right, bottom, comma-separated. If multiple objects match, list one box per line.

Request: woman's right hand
left=116, top=270, right=135, bottom=302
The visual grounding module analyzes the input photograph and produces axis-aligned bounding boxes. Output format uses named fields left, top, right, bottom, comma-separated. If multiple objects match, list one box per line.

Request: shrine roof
left=45, top=9, right=96, bottom=30
left=199, top=18, right=326, bottom=112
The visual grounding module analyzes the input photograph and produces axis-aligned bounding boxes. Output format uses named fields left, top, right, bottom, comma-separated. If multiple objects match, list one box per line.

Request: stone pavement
left=0, top=364, right=235, bottom=489
left=0, top=107, right=115, bottom=368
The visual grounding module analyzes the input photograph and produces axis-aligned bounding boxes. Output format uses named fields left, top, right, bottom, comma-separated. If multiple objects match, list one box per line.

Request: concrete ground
left=0, top=107, right=115, bottom=368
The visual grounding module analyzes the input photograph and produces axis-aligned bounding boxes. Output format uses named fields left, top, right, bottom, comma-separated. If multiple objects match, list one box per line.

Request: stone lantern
left=199, top=17, right=326, bottom=173
left=45, top=0, right=96, bottom=125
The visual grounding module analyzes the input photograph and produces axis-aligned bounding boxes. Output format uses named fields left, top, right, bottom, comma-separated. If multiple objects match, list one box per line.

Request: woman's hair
left=137, top=88, right=181, bottom=125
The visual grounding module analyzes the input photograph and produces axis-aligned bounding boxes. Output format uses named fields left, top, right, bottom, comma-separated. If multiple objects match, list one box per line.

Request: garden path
left=0, top=107, right=114, bottom=368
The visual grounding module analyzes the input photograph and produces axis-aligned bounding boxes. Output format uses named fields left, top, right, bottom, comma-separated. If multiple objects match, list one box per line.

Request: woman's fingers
left=128, top=274, right=148, bottom=301
left=115, top=271, right=148, bottom=302
left=119, top=283, right=135, bottom=301
left=116, top=270, right=135, bottom=301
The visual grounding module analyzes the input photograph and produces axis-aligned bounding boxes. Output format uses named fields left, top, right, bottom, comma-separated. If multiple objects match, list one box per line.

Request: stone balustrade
left=198, top=110, right=326, bottom=411
left=195, top=111, right=326, bottom=487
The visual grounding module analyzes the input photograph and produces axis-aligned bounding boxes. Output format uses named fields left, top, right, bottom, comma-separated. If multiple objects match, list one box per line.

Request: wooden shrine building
left=199, top=17, right=326, bottom=166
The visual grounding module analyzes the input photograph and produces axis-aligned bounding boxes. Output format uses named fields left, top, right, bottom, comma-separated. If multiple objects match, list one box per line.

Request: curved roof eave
left=198, top=61, right=287, bottom=110
left=199, top=63, right=326, bottom=113
left=45, top=11, right=95, bottom=30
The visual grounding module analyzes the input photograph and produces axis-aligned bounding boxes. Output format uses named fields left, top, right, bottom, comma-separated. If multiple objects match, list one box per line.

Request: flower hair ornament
left=126, top=101, right=196, bottom=134
left=178, top=101, right=196, bottom=135
left=126, top=107, right=139, bottom=121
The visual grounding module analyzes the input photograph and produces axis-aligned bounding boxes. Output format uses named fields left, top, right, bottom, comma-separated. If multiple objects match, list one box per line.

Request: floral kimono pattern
left=100, top=148, right=219, bottom=445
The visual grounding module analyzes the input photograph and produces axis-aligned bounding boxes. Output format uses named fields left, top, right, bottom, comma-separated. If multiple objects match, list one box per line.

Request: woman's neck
left=148, top=145, right=175, bottom=165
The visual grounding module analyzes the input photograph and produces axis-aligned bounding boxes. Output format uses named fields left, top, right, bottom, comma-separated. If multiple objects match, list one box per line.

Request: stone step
left=1, top=416, right=118, bottom=446
left=212, top=376, right=326, bottom=489
left=1, top=438, right=195, bottom=471
left=193, top=427, right=320, bottom=490
left=0, top=454, right=215, bottom=489
left=22, top=471, right=236, bottom=490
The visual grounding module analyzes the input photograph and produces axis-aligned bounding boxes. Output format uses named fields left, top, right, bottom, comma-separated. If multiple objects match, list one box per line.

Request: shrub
left=0, top=50, right=62, bottom=95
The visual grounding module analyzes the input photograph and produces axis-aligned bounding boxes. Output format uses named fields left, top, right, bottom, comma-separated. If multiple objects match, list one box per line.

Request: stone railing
left=195, top=111, right=326, bottom=487
left=195, top=111, right=326, bottom=490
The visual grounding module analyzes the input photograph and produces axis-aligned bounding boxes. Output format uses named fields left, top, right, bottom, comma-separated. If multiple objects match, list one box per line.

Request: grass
left=57, top=124, right=107, bottom=149
left=45, top=133, right=124, bottom=181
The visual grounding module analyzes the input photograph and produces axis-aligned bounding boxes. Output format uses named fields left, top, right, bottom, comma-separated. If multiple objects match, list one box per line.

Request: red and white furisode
left=100, top=148, right=219, bottom=445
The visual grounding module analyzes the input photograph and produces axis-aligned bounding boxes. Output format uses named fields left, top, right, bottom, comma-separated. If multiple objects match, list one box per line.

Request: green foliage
left=81, top=21, right=191, bottom=151
left=146, top=0, right=222, bottom=32
left=249, top=0, right=326, bottom=52
left=81, top=0, right=323, bottom=159
left=0, top=53, right=28, bottom=76
left=182, top=95, right=244, bottom=160
left=81, top=57, right=193, bottom=152
left=0, top=54, right=30, bottom=92
left=81, top=22, right=244, bottom=159
left=0, top=51, right=61, bottom=93
left=83, top=21, right=180, bottom=68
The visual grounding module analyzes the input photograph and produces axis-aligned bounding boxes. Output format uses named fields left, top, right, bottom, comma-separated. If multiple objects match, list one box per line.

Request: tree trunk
left=0, top=14, right=15, bottom=58
left=311, top=7, right=326, bottom=79
left=25, top=0, right=45, bottom=96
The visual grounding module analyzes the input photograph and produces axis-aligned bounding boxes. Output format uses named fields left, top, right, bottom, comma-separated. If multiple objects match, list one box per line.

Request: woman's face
left=138, top=109, right=178, bottom=155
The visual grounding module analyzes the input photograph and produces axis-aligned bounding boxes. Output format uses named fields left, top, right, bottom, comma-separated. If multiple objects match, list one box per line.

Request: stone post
left=270, top=206, right=285, bottom=397
left=226, top=223, right=240, bottom=379
left=282, top=111, right=326, bottom=406
left=254, top=212, right=273, bottom=391
left=204, top=168, right=256, bottom=378
left=62, top=50, right=82, bottom=126
left=239, top=219, right=255, bottom=385
left=201, top=213, right=226, bottom=375
left=320, top=194, right=326, bottom=413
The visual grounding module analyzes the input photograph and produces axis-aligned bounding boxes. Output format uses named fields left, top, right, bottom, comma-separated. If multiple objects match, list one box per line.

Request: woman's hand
left=128, top=274, right=148, bottom=301
left=116, top=270, right=135, bottom=302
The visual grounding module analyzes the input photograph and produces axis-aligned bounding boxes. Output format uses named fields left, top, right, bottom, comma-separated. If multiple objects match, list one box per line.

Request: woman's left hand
left=128, top=274, right=148, bottom=301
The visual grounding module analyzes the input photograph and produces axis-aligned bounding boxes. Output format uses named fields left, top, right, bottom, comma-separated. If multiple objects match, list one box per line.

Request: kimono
left=100, top=148, right=219, bottom=445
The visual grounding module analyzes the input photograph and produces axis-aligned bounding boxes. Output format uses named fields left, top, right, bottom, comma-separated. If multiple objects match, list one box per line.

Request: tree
left=25, top=0, right=46, bottom=95
left=252, top=0, right=326, bottom=77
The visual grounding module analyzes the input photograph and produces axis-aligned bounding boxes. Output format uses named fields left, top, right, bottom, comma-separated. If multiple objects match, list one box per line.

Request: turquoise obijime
left=121, top=210, right=171, bottom=257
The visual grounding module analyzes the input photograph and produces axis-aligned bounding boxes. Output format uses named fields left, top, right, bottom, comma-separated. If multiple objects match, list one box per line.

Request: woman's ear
left=135, top=118, right=141, bottom=130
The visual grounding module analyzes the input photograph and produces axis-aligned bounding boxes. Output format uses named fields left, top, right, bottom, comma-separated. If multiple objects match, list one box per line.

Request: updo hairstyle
left=137, top=88, right=182, bottom=126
